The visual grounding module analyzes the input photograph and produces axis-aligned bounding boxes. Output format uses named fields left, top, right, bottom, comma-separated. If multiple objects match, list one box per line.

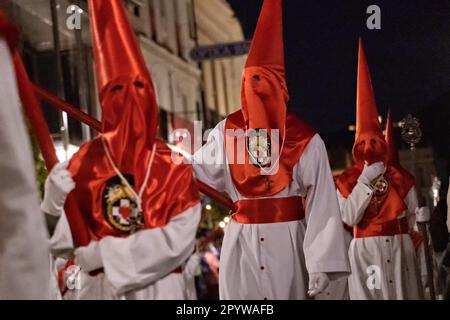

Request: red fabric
left=336, top=165, right=412, bottom=235
left=0, top=10, right=18, bottom=52
left=410, top=230, right=424, bottom=251
left=336, top=40, right=413, bottom=237
left=66, top=140, right=200, bottom=246
left=12, top=51, right=59, bottom=171
left=232, top=197, right=305, bottom=224
left=245, top=0, right=284, bottom=72
left=352, top=39, right=388, bottom=165
left=88, top=0, right=158, bottom=160
left=354, top=217, right=409, bottom=238
left=228, top=0, right=316, bottom=197
left=63, top=0, right=199, bottom=247
left=225, top=110, right=315, bottom=198
left=242, top=0, right=288, bottom=144
left=33, top=85, right=103, bottom=132
left=354, top=38, right=383, bottom=144
left=32, top=84, right=236, bottom=211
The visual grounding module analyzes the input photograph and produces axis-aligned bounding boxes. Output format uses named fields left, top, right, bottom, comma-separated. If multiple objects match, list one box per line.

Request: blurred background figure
left=195, top=228, right=222, bottom=300
left=182, top=251, right=202, bottom=300
left=0, top=10, right=51, bottom=299
left=430, top=196, right=450, bottom=299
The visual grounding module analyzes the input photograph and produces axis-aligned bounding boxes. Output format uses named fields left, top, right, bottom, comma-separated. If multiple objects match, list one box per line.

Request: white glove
left=74, top=241, right=103, bottom=273
left=358, top=161, right=386, bottom=186
left=41, top=162, right=75, bottom=217
left=415, top=206, right=431, bottom=223
left=308, top=272, right=330, bottom=297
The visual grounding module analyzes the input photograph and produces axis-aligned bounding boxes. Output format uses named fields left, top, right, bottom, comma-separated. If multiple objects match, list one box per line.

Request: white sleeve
left=99, top=203, right=201, bottom=295
left=337, top=182, right=373, bottom=227
left=0, top=39, right=51, bottom=299
left=191, top=121, right=226, bottom=193
left=297, top=135, right=350, bottom=278
left=49, top=212, right=75, bottom=258
left=404, top=187, right=419, bottom=230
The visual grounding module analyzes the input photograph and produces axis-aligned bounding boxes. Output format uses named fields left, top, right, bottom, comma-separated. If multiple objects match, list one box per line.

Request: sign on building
left=190, top=40, right=251, bottom=62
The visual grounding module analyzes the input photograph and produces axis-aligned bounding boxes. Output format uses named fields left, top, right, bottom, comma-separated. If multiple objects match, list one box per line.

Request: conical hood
left=88, top=0, right=159, bottom=168
left=352, top=38, right=387, bottom=165
left=88, top=0, right=152, bottom=96
left=355, top=38, right=383, bottom=140
left=245, top=0, right=285, bottom=77
left=241, top=0, right=288, bottom=140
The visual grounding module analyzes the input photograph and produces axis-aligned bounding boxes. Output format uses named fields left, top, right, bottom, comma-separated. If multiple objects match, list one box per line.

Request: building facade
left=194, top=0, right=246, bottom=125
left=2, top=0, right=246, bottom=159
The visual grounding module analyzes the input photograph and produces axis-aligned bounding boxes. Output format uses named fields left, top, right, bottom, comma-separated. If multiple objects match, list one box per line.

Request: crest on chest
left=247, top=128, right=272, bottom=167
left=102, top=174, right=144, bottom=233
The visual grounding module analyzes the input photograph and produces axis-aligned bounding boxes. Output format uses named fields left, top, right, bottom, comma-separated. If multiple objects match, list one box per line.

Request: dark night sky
left=227, top=0, right=450, bottom=136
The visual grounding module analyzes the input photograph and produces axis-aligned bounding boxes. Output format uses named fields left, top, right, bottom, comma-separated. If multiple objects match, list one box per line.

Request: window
left=148, top=0, right=157, bottom=41
left=187, top=1, right=197, bottom=40
left=221, top=62, right=229, bottom=115
left=133, top=5, right=140, bottom=17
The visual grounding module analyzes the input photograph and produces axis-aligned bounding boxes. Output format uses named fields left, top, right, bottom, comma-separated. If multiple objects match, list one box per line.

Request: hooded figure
left=0, top=10, right=52, bottom=300
left=335, top=39, right=423, bottom=300
left=386, top=111, right=428, bottom=290
left=42, top=0, right=201, bottom=299
left=193, top=0, right=350, bottom=299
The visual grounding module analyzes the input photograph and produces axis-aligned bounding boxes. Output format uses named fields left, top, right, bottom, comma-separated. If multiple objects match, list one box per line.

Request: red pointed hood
left=88, top=0, right=159, bottom=170
left=225, top=0, right=316, bottom=198
left=241, top=0, right=287, bottom=141
left=245, top=0, right=285, bottom=75
left=0, top=10, right=19, bottom=51
left=352, top=38, right=387, bottom=165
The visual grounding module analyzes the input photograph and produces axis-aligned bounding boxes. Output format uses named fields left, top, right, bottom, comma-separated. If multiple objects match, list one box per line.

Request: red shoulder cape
left=225, top=110, right=316, bottom=198
left=64, top=139, right=200, bottom=247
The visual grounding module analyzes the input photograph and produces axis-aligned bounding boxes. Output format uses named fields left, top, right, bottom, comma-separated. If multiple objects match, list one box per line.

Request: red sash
left=354, top=217, right=409, bottom=238
left=232, top=197, right=305, bottom=224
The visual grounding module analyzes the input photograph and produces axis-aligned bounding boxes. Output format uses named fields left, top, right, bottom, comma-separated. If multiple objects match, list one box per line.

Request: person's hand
left=41, top=162, right=75, bottom=216
left=308, top=272, right=330, bottom=297
left=415, top=207, right=431, bottom=223
left=358, top=161, right=386, bottom=186
left=74, top=241, right=102, bottom=273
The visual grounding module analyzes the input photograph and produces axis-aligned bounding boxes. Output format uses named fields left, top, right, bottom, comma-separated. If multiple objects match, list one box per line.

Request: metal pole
left=73, top=0, right=91, bottom=141
left=50, top=0, right=70, bottom=158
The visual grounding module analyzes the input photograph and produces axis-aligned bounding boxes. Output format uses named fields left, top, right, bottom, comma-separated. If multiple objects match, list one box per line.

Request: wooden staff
left=33, top=84, right=235, bottom=211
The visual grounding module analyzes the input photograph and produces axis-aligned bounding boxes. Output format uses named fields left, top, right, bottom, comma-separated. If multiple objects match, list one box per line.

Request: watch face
left=247, top=128, right=271, bottom=167
left=102, top=174, right=144, bottom=233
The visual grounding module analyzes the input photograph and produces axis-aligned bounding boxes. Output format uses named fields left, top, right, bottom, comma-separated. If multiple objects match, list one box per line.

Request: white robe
left=51, top=203, right=201, bottom=300
left=192, top=120, right=350, bottom=300
left=338, top=182, right=423, bottom=300
left=315, top=230, right=352, bottom=300
left=0, top=39, right=52, bottom=299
